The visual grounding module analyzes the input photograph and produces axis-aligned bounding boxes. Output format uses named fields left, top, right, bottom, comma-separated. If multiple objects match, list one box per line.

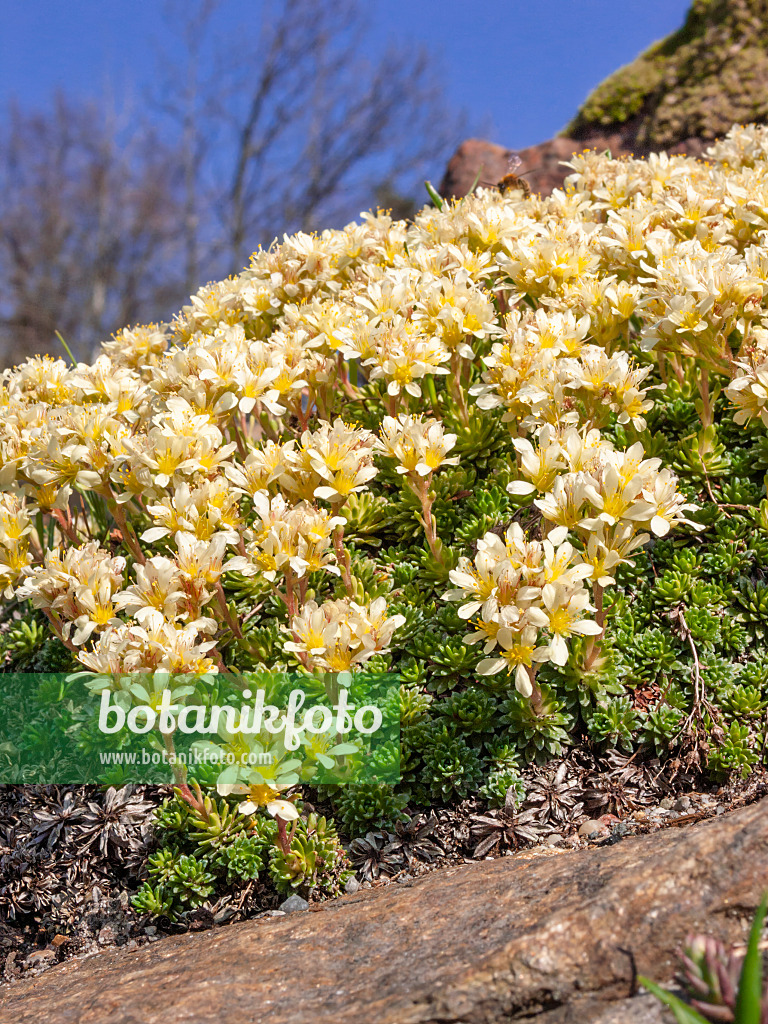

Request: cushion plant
left=3, top=123, right=768, bottom=919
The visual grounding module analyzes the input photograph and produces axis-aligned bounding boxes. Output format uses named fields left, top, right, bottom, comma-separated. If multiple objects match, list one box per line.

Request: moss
left=565, top=0, right=768, bottom=149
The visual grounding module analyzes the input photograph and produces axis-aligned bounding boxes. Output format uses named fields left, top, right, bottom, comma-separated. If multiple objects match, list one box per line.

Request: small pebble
left=660, top=797, right=674, bottom=810
left=144, top=926, right=157, bottom=937
left=545, top=835, right=564, bottom=846
left=673, top=797, right=692, bottom=812
left=25, top=949, right=57, bottom=969
left=578, top=819, right=604, bottom=838
left=279, top=895, right=309, bottom=914
left=98, top=925, right=115, bottom=946
left=344, top=877, right=360, bottom=895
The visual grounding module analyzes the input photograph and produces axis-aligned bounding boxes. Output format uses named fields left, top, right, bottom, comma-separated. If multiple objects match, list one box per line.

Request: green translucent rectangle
left=0, top=670, right=400, bottom=787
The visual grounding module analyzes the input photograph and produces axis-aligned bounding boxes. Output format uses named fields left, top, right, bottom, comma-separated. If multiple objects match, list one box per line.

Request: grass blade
left=735, top=893, right=768, bottom=1024
left=424, top=180, right=443, bottom=210
left=55, top=331, right=77, bottom=366
left=638, top=976, right=711, bottom=1024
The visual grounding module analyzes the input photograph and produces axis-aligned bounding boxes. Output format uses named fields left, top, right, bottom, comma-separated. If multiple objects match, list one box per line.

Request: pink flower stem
left=275, top=814, right=298, bottom=855
left=583, top=583, right=605, bottom=671
left=415, top=475, right=443, bottom=564
left=215, top=580, right=242, bottom=638
left=527, top=665, right=544, bottom=716
left=333, top=524, right=353, bottom=594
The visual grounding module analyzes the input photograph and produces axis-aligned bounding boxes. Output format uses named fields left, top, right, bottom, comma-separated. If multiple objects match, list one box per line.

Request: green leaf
left=735, top=892, right=768, bottom=1024
left=216, top=763, right=240, bottom=786
left=190, top=740, right=220, bottom=757
left=329, top=742, right=359, bottom=755
left=466, top=168, right=483, bottom=194
left=424, top=180, right=443, bottom=210
left=55, top=330, right=77, bottom=366
left=276, top=772, right=300, bottom=786
left=637, top=977, right=710, bottom=1024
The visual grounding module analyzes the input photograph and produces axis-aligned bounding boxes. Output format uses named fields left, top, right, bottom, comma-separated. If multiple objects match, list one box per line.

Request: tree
left=0, top=95, right=185, bottom=364
left=0, top=1, right=462, bottom=365
left=155, top=0, right=461, bottom=273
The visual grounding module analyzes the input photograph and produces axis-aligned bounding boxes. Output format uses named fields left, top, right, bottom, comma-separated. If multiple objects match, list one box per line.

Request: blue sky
left=0, top=0, right=692, bottom=150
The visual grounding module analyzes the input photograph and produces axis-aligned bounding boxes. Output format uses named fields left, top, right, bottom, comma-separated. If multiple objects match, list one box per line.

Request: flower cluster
left=7, top=121, right=768, bottom=790
left=446, top=524, right=597, bottom=695
left=284, top=596, right=405, bottom=672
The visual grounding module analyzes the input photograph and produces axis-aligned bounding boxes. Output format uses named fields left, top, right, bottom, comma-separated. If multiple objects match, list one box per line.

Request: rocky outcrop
left=4, top=798, right=768, bottom=1024
left=439, top=137, right=596, bottom=200
left=441, top=0, right=768, bottom=200
left=439, top=138, right=518, bottom=199
left=438, top=132, right=707, bottom=201
left=566, top=0, right=768, bottom=152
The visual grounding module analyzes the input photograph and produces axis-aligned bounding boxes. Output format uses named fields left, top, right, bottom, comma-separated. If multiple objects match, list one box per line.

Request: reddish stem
left=332, top=524, right=353, bottom=594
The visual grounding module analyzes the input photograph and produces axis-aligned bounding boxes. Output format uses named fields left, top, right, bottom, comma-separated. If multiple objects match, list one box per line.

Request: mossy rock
left=565, top=0, right=768, bottom=149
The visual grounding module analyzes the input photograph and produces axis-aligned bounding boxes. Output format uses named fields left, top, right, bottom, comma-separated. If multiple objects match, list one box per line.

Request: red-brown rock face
left=439, top=131, right=709, bottom=200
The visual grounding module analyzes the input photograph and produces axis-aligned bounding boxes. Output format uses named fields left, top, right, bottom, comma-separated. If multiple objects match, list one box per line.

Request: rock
left=2, top=951, right=20, bottom=982
left=674, top=797, right=693, bottom=813
left=439, top=139, right=517, bottom=201
left=278, top=895, right=309, bottom=914
left=213, top=907, right=237, bottom=925
left=516, top=137, right=602, bottom=197
left=23, top=949, right=57, bottom=971
left=441, top=1, right=766, bottom=201
left=577, top=818, right=605, bottom=838
left=344, top=877, right=360, bottom=895
left=439, top=136, right=591, bottom=201
left=566, top=0, right=768, bottom=152
left=4, top=799, right=768, bottom=1023
left=660, top=797, right=674, bottom=809
left=438, top=130, right=703, bottom=201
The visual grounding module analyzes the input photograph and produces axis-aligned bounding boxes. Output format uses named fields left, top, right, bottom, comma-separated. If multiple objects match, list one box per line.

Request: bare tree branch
left=0, top=95, right=186, bottom=364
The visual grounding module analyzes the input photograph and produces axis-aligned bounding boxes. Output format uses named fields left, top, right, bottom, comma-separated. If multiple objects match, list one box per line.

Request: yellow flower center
left=548, top=608, right=573, bottom=636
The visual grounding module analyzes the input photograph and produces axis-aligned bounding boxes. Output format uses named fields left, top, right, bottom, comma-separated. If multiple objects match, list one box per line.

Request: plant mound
left=4, top=124, right=768, bottom=928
